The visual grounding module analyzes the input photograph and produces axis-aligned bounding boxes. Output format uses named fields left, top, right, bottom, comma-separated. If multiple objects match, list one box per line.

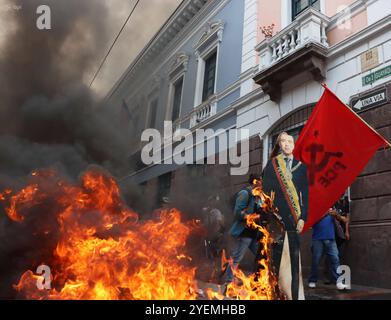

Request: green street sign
left=362, top=65, right=391, bottom=86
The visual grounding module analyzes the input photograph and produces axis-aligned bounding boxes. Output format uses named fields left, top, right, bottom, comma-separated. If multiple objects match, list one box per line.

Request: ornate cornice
left=107, top=0, right=230, bottom=102
left=194, top=19, right=225, bottom=53
left=169, top=51, right=190, bottom=79
left=117, top=0, right=208, bottom=88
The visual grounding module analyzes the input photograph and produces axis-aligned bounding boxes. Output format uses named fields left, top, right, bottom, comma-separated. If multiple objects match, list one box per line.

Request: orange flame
left=1, top=169, right=198, bottom=300
left=206, top=191, right=284, bottom=300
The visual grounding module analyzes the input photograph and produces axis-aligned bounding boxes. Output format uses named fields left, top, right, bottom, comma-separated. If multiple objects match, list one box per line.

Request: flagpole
left=321, top=83, right=391, bottom=149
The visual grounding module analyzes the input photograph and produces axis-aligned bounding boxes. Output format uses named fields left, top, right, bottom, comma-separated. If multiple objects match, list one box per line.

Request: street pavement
left=196, top=280, right=391, bottom=300
left=304, top=281, right=391, bottom=300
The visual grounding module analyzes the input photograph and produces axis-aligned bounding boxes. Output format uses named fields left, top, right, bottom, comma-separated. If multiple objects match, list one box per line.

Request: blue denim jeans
left=225, top=236, right=258, bottom=283
left=309, top=239, right=340, bottom=283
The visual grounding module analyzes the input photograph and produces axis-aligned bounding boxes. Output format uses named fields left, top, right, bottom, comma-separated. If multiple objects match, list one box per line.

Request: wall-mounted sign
left=362, top=65, right=391, bottom=86
left=351, top=87, right=388, bottom=112
left=361, top=48, right=380, bottom=73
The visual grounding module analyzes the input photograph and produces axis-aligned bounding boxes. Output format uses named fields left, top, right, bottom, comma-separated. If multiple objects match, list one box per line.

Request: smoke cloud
left=0, top=0, right=130, bottom=298
left=0, top=0, right=228, bottom=298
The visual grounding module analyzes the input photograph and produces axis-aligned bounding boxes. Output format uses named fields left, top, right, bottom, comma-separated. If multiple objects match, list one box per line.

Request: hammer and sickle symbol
left=305, top=143, right=343, bottom=185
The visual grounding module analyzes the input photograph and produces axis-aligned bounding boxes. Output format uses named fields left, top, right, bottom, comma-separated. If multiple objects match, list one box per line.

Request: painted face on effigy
left=279, top=133, right=294, bottom=156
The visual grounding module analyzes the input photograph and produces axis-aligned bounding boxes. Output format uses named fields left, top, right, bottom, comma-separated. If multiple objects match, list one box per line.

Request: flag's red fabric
left=293, top=86, right=389, bottom=232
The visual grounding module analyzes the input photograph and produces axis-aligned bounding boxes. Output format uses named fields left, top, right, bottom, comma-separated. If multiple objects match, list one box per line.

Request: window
left=292, top=0, right=320, bottom=20
left=172, top=77, right=183, bottom=122
left=148, top=99, right=158, bottom=129
left=193, top=20, right=224, bottom=107
left=168, top=52, right=188, bottom=123
left=202, top=51, right=217, bottom=102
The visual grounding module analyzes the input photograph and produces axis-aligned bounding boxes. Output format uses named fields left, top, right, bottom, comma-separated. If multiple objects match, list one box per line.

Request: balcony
left=254, top=8, right=331, bottom=102
left=189, top=97, right=217, bottom=128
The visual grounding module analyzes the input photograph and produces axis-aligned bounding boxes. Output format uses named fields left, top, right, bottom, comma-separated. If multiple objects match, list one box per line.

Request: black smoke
left=0, top=0, right=132, bottom=182
left=0, top=0, right=140, bottom=298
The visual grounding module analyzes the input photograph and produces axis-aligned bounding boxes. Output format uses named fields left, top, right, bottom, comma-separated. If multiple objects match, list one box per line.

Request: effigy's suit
left=262, top=153, right=308, bottom=300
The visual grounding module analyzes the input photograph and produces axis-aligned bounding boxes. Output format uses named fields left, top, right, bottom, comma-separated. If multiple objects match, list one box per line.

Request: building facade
left=107, top=0, right=391, bottom=288
left=107, top=0, right=248, bottom=207
left=238, top=0, right=391, bottom=288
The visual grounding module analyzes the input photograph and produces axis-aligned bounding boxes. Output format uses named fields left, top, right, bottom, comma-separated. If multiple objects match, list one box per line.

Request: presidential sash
left=272, top=154, right=302, bottom=223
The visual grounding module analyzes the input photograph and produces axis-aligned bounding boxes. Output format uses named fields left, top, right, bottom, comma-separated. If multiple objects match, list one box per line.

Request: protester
left=308, top=208, right=349, bottom=290
left=224, top=174, right=263, bottom=288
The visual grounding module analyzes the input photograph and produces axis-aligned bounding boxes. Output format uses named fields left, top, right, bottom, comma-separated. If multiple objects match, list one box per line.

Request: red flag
left=293, top=86, right=390, bottom=232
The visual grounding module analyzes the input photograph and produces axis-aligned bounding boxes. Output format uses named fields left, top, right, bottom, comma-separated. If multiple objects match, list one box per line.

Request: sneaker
left=336, top=282, right=349, bottom=290
left=308, top=282, right=316, bottom=288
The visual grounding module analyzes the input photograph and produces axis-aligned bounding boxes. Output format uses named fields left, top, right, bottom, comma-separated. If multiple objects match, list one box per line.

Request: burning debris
left=0, top=0, right=284, bottom=300
left=205, top=208, right=284, bottom=300
left=0, top=167, right=284, bottom=300
left=1, top=168, right=199, bottom=300
left=0, top=0, right=139, bottom=297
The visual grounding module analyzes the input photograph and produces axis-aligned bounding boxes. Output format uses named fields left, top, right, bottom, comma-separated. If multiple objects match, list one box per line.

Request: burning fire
left=205, top=189, right=284, bottom=300
left=206, top=219, right=282, bottom=300
left=1, top=168, right=198, bottom=300
left=1, top=168, right=285, bottom=300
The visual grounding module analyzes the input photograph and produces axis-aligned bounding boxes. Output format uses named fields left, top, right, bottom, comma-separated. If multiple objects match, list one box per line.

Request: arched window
left=268, top=104, right=315, bottom=156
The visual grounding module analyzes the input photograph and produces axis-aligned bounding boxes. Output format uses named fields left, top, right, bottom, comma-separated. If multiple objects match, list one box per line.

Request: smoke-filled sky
left=0, top=0, right=183, bottom=183
left=91, top=0, right=183, bottom=97
left=0, top=0, right=189, bottom=299
left=0, top=0, right=182, bottom=97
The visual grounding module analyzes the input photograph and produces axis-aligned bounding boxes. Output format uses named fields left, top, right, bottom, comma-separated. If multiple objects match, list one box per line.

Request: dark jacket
left=262, top=156, right=309, bottom=231
left=229, top=186, right=258, bottom=237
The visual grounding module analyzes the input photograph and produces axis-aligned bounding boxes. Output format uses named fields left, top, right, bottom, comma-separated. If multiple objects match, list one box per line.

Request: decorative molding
left=166, top=61, right=187, bottom=127
left=168, top=51, right=189, bottom=79
left=189, top=95, right=218, bottom=127
left=170, top=65, right=258, bottom=130
left=232, top=87, right=264, bottom=112
left=254, top=42, right=328, bottom=102
left=192, top=20, right=224, bottom=108
left=122, top=84, right=256, bottom=180
left=254, top=9, right=330, bottom=102
left=106, top=0, right=231, bottom=105
left=194, top=20, right=225, bottom=53
left=106, top=0, right=212, bottom=99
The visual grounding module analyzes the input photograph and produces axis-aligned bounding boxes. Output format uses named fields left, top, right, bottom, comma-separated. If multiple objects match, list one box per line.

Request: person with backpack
left=224, top=174, right=263, bottom=287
